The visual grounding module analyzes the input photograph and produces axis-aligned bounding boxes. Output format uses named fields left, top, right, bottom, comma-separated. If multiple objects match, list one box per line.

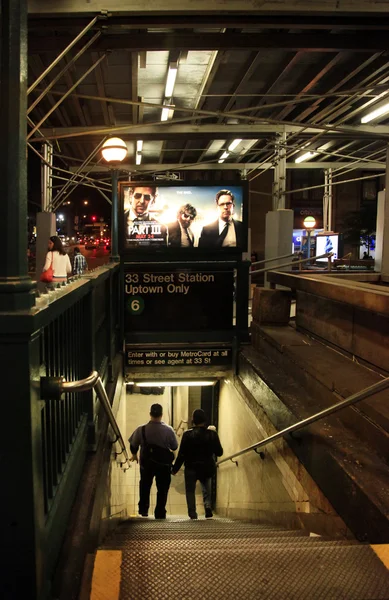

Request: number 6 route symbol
left=128, top=296, right=144, bottom=315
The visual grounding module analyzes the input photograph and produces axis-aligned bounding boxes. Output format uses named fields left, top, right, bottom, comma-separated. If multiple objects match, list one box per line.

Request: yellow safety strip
left=90, top=550, right=122, bottom=600
left=371, top=545, right=389, bottom=570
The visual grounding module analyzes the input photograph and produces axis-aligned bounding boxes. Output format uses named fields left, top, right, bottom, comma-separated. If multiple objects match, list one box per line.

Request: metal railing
left=251, top=252, right=296, bottom=268
left=218, top=376, right=389, bottom=466
left=250, top=251, right=333, bottom=276
left=41, top=370, right=131, bottom=470
left=175, top=419, right=189, bottom=436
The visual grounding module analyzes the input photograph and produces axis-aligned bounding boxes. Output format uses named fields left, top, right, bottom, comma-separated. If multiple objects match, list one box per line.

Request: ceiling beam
left=69, top=161, right=385, bottom=173
left=274, top=53, right=344, bottom=121
left=91, top=51, right=111, bottom=126
left=37, top=123, right=389, bottom=140
left=26, top=14, right=389, bottom=31
left=28, top=32, right=389, bottom=53
left=26, top=0, right=389, bottom=17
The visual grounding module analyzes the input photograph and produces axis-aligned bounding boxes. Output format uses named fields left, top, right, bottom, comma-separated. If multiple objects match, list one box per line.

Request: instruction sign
left=125, top=347, right=232, bottom=368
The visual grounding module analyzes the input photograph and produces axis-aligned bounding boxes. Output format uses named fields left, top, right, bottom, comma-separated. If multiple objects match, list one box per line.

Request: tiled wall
left=216, top=378, right=352, bottom=536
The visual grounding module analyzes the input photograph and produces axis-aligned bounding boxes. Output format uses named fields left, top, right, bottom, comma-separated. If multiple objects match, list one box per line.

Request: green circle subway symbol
left=128, top=296, right=144, bottom=315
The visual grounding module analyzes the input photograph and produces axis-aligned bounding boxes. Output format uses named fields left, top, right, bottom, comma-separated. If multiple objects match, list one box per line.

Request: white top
left=43, top=251, right=72, bottom=278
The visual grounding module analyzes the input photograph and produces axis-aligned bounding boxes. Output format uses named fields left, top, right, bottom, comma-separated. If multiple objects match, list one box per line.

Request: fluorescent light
left=136, top=381, right=215, bottom=387
left=295, top=151, right=318, bottom=164
left=136, top=152, right=142, bottom=165
left=218, top=159, right=225, bottom=163
left=220, top=151, right=229, bottom=160
left=165, top=66, right=178, bottom=97
left=228, top=138, right=242, bottom=152
left=361, top=101, right=389, bottom=123
left=136, top=140, right=143, bottom=152
left=161, top=106, right=170, bottom=121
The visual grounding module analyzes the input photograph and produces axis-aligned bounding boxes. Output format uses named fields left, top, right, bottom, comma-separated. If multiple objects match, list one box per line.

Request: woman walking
left=41, top=235, right=72, bottom=285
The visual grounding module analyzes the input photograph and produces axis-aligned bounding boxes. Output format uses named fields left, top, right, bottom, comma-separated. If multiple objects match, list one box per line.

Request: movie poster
left=121, top=184, right=245, bottom=250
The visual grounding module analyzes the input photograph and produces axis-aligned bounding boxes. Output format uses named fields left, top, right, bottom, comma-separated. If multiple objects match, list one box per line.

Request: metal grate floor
left=97, top=517, right=389, bottom=600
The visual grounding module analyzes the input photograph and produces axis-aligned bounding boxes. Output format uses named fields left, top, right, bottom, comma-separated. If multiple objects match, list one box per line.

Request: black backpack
left=141, top=425, right=174, bottom=466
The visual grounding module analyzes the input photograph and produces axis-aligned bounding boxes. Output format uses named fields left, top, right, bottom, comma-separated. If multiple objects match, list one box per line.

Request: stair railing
left=250, top=251, right=333, bottom=276
left=40, top=370, right=131, bottom=469
left=218, top=376, right=389, bottom=466
left=175, top=419, right=189, bottom=436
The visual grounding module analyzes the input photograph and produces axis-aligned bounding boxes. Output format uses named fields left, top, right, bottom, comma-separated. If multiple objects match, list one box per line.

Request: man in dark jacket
left=198, top=189, right=244, bottom=248
left=172, top=409, right=223, bottom=519
left=129, top=403, right=178, bottom=519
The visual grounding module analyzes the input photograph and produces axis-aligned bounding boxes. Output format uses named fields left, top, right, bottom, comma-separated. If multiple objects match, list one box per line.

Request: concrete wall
left=296, top=290, right=389, bottom=372
left=216, top=377, right=351, bottom=537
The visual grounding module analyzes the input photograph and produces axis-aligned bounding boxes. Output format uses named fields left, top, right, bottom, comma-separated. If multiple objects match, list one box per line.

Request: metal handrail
left=174, top=419, right=189, bottom=435
left=251, top=252, right=295, bottom=267
left=57, top=371, right=131, bottom=469
left=250, top=251, right=333, bottom=276
left=218, top=376, right=389, bottom=466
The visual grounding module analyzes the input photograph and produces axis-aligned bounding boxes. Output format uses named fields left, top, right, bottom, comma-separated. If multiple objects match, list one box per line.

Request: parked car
left=85, top=239, right=98, bottom=250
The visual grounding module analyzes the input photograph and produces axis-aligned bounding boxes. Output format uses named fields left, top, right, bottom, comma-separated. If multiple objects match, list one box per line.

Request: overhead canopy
left=26, top=4, right=389, bottom=176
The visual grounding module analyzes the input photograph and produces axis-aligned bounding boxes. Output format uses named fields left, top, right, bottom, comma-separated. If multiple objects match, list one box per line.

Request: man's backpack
left=141, top=425, right=174, bottom=466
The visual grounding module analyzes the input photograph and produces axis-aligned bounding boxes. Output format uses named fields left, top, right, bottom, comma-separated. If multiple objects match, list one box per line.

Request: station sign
left=124, top=267, right=234, bottom=334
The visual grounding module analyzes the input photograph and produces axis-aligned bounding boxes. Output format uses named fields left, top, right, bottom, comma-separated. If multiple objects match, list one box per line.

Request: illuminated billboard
left=119, top=182, right=247, bottom=254
left=315, top=234, right=341, bottom=262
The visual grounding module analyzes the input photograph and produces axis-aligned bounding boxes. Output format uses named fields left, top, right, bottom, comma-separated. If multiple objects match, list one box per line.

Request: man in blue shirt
left=129, top=403, right=178, bottom=519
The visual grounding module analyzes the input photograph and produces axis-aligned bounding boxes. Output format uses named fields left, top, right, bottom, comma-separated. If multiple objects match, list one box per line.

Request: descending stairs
left=89, top=518, right=389, bottom=599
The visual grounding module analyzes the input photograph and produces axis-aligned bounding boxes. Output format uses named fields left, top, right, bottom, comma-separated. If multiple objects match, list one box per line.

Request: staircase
left=88, top=517, right=389, bottom=599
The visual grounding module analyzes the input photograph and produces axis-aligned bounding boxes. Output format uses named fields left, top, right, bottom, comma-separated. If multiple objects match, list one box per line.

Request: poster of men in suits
left=122, top=183, right=245, bottom=251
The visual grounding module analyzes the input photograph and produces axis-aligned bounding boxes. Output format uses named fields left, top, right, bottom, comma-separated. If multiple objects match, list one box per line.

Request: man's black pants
left=139, top=460, right=171, bottom=518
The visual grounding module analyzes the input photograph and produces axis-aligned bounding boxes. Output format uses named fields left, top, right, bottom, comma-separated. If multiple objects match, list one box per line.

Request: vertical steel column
left=323, top=168, right=333, bottom=232
left=41, top=142, right=53, bottom=210
left=110, top=169, right=120, bottom=262
left=0, top=0, right=34, bottom=310
left=328, top=168, right=333, bottom=231
left=272, top=132, right=286, bottom=210
left=323, top=170, right=328, bottom=231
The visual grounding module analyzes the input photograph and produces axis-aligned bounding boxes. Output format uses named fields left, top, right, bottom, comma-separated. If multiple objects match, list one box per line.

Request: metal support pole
left=110, top=169, right=120, bottom=262
left=27, top=14, right=101, bottom=95
left=41, top=142, right=53, bottom=211
left=323, top=170, right=328, bottom=232
left=27, top=53, right=107, bottom=140
left=328, top=167, right=333, bottom=231
left=272, top=132, right=286, bottom=210
left=51, top=140, right=106, bottom=210
left=27, top=31, right=101, bottom=115
left=307, top=230, right=312, bottom=263
left=0, top=0, right=34, bottom=311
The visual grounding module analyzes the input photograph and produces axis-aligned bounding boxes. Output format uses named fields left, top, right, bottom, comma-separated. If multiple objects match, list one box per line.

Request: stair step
left=102, top=537, right=357, bottom=551
left=113, top=543, right=389, bottom=599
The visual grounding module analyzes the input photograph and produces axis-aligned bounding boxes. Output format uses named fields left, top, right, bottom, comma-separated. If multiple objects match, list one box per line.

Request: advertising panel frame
left=118, top=179, right=248, bottom=260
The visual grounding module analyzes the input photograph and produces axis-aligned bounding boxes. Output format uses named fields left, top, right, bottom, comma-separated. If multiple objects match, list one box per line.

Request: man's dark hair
left=192, top=408, right=206, bottom=426
left=130, top=185, right=157, bottom=196
left=215, top=189, right=234, bottom=205
left=150, top=403, right=163, bottom=417
left=74, top=247, right=80, bottom=254
left=178, top=203, right=197, bottom=219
